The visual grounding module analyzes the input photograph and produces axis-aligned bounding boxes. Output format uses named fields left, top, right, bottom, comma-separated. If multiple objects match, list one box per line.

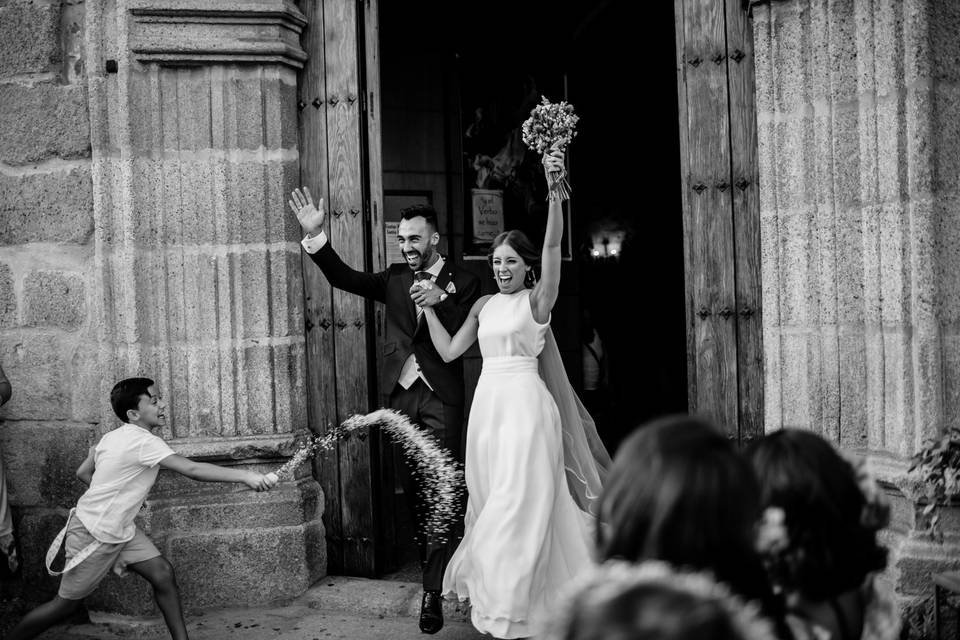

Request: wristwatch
left=438, top=292, right=449, bottom=302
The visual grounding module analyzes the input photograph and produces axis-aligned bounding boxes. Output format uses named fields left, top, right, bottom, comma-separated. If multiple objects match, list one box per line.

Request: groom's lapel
left=400, top=268, right=418, bottom=329
left=433, top=262, right=454, bottom=296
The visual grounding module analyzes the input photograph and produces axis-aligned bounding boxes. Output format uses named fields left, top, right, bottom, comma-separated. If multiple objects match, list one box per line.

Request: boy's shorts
left=58, top=516, right=160, bottom=600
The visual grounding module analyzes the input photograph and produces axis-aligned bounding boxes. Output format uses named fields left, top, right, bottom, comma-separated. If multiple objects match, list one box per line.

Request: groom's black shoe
left=419, top=590, right=443, bottom=634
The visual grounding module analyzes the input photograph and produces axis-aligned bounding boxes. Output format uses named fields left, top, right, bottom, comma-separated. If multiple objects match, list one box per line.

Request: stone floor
left=0, top=573, right=484, bottom=640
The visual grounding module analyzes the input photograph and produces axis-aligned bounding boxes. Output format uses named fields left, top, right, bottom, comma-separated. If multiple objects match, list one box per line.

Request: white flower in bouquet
left=521, top=96, right=579, bottom=201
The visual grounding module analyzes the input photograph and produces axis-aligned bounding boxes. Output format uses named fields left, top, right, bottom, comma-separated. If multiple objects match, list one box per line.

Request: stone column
left=751, top=0, right=960, bottom=632
left=80, top=0, right=324, bottom=616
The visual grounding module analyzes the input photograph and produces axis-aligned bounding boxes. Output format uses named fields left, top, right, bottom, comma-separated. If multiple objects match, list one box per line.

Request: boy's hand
left=244, top=471, right=274, bottom=492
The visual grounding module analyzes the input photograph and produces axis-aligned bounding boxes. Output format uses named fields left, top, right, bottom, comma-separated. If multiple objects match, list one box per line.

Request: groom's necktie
left=414, top=271, right=432, bottom=320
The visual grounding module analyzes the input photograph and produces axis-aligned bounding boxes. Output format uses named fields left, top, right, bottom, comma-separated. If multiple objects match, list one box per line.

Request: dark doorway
left=566, top=3, right=689, bottom=448
left=377, top=0, right=688, bottom=576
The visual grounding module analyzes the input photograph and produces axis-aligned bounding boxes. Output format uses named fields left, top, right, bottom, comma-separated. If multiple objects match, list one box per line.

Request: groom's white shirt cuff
left=301, top=231, right=328, bottom=254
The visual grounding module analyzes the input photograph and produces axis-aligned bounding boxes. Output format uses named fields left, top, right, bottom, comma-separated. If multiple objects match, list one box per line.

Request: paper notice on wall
left=385, top=221, right=403, bottom=266
left=471, top=188, right=504, bottom=244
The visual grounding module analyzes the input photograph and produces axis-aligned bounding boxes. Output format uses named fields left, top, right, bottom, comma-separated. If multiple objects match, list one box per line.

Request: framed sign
left=471, top=188, right=504, bottom=244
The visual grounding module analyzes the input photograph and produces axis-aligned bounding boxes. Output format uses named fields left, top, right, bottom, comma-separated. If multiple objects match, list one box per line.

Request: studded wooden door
left=297, top=0, right=387, bottom=576
left=674, top=0, right=763, bottom=442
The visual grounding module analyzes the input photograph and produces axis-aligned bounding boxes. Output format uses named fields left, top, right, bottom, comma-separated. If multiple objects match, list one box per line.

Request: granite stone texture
left=22, top=270, right=87, bottom=330
left=0, top=164, right=94, bottom=245
left=0, top=83, right=91, bottom=165
left=0, top=263, right=16, bottom=328
left=753, top=0, right=960, bottom=455
left=0, top=0, right=61, bottom=78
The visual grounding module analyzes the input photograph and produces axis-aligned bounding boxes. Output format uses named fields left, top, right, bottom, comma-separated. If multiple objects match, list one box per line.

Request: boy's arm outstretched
left=160, top=454, right=275, bottom=491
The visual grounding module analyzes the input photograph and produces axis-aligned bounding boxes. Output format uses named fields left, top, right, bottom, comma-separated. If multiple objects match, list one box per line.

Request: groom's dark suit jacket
left=308, top=243, right=481, bottom=406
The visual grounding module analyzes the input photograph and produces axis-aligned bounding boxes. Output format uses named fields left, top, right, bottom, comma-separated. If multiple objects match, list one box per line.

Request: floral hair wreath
left=543, top=560, right=778, bottom=640
left=755, top=452, right=891, bottom=566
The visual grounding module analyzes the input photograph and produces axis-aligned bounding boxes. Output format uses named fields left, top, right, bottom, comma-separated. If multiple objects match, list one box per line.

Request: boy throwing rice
left=7, top=377, right=276, bottom=640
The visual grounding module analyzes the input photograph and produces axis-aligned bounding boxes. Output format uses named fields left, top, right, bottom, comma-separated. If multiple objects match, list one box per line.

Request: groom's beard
left=405, top=247, right=436, bottom=271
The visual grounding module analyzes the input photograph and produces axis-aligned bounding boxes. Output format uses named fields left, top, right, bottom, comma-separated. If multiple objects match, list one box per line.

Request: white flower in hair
left=757, top=506, right=790, bottom=555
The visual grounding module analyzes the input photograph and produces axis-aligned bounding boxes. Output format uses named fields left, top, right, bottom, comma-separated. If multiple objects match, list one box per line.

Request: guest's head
left=397, top=204, right=441, bottom=271
left=110, top=377, right=165, bottom=430
left=488, top=229, right=539, bottom=293
left=547, top=560, right=778, bottom=640
left=596, top=415, right=769, bottom=604
left=748, top=429, right=889, bottom=601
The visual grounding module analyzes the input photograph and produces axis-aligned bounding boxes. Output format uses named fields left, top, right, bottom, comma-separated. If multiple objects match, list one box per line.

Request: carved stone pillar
left=751, top=0, right=960, bottom=633
left=83, top=0, right=324, bottom=616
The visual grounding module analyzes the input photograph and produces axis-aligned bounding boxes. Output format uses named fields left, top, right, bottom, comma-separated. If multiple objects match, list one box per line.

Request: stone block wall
left=0, top=0, right=100, bottom=598
left=752, top=0, right=960, bottom=633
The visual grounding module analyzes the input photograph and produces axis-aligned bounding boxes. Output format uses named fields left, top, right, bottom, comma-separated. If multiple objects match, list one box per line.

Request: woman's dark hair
left=110, top=377, right=155, bottom=422
left=596, top=416, right=783, bottom=629
left=747, top=429, right=888, bottom=601
left=488, top=230, right=540, bottom=287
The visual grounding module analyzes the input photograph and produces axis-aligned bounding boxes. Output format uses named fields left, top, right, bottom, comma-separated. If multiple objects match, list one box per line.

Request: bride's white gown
left=442, top=289, right=594, bottom=638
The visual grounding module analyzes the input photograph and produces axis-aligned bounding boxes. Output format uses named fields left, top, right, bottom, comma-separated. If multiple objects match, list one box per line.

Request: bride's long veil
left=538, top=328, right=612, bottom=516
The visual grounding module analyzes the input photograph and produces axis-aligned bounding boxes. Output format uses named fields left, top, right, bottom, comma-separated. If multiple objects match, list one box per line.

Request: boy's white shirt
left=74, top=424, right=175, bottom=543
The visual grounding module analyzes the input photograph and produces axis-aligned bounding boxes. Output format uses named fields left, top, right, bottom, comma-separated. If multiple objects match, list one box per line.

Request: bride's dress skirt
left=442, top=355, right=593, bottom=639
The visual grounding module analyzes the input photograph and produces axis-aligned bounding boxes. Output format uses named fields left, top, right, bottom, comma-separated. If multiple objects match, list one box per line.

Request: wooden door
left=674, top=0, right=763, bottom=442
left=297, top=0, right=386, bottom=576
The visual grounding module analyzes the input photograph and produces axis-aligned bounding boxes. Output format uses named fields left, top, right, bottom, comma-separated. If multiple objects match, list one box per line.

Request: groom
left=289, top=188, right=480, bottom=634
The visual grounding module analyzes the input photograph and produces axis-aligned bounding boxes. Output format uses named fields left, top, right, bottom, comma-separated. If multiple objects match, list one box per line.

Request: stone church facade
left=0, top=0, right=956, bottom=635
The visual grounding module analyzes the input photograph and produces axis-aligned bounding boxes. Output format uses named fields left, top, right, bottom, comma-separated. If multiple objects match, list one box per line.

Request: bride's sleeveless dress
left=442, top=289, right=594, bottom=639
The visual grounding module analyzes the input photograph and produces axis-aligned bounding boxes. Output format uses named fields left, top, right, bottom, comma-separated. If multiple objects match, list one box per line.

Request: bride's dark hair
left=488, top=230, right=540, bottom=287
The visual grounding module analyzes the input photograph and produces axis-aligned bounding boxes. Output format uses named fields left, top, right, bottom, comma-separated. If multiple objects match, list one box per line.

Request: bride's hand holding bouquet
left=521, top=96, right=578, bottom=201
left=542, top=145, right=565, bottom=193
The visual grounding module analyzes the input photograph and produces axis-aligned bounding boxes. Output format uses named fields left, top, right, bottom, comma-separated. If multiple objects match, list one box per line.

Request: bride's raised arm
left=530, top=146, right=565, bottom=324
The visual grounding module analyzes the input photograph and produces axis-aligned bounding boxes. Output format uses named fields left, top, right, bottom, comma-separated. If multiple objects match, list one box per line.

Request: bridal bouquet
left=521, top=96, right=579, bottom=201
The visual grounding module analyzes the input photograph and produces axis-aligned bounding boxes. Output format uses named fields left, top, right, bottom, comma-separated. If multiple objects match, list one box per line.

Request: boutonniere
left=445, top=281, right=456, bottom=294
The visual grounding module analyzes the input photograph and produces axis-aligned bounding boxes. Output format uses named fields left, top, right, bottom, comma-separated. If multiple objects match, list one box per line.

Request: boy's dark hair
left=747, top=428, right=889, bottom=600
left=110, top=377, right=155, bottom=422
left=400, top=204, right=439, bottom=233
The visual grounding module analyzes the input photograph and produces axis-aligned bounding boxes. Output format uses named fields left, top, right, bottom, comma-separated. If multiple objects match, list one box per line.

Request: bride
left=412, top=147, right=611, bottom=638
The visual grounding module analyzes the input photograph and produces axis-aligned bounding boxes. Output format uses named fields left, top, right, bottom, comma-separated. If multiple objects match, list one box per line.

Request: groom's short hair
left=400, top=204, right=439, bottom=233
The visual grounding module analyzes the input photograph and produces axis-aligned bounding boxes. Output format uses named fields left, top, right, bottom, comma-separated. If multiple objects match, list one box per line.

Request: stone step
left=293, top=576, right=472, bottom=624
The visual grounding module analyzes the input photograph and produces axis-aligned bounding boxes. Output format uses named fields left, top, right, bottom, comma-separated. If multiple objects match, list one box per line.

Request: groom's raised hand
left=288, top=186, right=325, bottom=237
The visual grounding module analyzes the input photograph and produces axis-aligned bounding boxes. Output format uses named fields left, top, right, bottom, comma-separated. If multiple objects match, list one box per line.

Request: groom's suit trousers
left=390, top=378, right=466, bottom=591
